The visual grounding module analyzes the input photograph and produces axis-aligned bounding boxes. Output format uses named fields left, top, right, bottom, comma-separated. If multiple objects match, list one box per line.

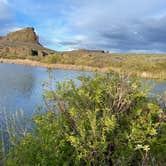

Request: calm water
left=0, top=63, right=165, bottom=116
left=0, top=63, right=90, bottom=116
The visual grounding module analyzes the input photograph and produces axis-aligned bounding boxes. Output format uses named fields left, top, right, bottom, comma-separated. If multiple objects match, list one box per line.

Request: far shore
left=0, top=58, right=109, bottom=72
left=0, top=58, right=165, bottom=79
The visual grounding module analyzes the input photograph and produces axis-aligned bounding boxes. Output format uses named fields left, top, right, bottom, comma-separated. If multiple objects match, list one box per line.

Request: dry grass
left=42, top=52, right=166, bottom=79
left=1, top=51, right=166, bottom=79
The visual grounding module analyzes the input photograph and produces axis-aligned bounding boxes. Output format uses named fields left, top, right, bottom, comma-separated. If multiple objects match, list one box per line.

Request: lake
left=0, top=63, right=165, bottom=117
left=0, top=63, right=90, bottom=117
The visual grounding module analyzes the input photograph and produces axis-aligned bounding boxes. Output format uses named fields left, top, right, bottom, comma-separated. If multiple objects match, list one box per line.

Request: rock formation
left=6, top=27, right=39, bottom=44
left=0, top=27, right=106, bottom=58
left=0, top=27, right=55, bottom=57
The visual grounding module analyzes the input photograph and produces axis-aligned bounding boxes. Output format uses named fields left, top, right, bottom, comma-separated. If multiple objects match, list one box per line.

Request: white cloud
left=73, top=35, right=88, bottom=42
left=0, top=0, right=11, bottom=20
left=59, top=0, right=166, bottom=52
left=0, top=0, right=8, bottom=4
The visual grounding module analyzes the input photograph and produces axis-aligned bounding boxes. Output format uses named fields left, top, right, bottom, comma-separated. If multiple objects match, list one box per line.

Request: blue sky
left=1, top=0, right=166, bottom=52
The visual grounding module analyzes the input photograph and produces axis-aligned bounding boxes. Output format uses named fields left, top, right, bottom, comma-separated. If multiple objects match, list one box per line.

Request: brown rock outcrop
left=5, top=27, right=39, bottom=44
left=0, top=27, right=55, bottom=57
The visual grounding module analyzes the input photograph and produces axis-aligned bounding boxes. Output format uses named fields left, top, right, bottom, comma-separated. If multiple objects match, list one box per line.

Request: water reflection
left=0, top=63, right=90, bottom=116
left=0, top=64, right=37, bottom=115
left=0, top=63, right=35, bottom=97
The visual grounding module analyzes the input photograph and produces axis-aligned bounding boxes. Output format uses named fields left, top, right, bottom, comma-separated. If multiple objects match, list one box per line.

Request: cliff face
left=5, top=27, right=39, bottom=44
left=0, top=27, right=55, bottom=57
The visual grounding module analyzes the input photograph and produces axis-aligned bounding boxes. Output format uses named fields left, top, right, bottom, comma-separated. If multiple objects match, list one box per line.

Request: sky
left=1, top=0, right=166, bottom=52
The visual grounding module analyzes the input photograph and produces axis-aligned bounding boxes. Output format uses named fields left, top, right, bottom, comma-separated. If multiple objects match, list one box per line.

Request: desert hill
left=0, top=27, right=105, bottom=58
left=0, top=27, right=55, bottom=57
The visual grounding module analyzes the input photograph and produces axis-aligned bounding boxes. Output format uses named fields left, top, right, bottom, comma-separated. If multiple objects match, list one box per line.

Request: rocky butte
left=0, top=27, right=55, bottom=57
left=0, top=27, right=106, bottom=58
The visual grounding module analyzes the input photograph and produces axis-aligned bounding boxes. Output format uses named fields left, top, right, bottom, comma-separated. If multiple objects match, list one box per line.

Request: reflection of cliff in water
left=0, top=63, right=35, bottom=98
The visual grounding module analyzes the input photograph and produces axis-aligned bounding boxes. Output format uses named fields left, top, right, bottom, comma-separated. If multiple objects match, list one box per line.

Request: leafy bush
left=6, top=72, right=166, bottom=165
left=42, top=54, right=61, bottom=64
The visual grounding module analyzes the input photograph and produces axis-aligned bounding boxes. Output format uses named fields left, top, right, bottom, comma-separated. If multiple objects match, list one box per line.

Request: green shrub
left=26, top=55, right=41, bottom=61
left=42, top=54, right=61, bottom=64
left=6, top=72, right=166, bottom=165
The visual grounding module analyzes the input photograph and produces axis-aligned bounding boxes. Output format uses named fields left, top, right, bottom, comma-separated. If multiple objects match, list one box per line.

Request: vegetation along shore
left=0, top=52, right=166, bottom=79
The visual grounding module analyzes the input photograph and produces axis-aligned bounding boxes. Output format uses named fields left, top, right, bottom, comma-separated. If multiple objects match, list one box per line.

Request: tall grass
left=0, top=108, right=31, bottom=163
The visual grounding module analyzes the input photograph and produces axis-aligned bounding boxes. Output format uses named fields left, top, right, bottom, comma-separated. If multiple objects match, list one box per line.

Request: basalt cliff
left=0, top=27, right=55, bottom=57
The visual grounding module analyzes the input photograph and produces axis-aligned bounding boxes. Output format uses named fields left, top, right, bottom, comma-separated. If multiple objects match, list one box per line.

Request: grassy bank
left=0, top=58, right=109, bottom=72
left=0, top=52, right=166, bottom=79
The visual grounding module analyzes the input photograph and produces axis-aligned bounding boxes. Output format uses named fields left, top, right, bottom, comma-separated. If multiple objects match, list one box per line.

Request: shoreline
left=0, top=58, right=109, bottom=72
left=0, top=58, right=165, bottom=79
